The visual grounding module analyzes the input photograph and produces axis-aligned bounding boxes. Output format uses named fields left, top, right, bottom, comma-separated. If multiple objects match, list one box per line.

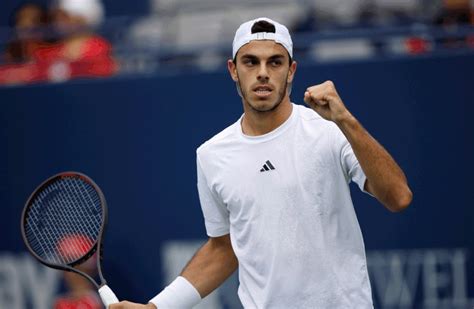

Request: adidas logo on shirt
left=260, top=160, right=276, bottom=172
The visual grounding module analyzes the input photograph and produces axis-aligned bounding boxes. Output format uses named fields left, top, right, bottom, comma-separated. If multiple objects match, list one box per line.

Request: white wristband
left=149, top=276, right=201, bottom=308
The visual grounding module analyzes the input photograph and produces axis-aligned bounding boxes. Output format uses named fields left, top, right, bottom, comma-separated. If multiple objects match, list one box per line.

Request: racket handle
left=98, top=285, right=119, bottom=307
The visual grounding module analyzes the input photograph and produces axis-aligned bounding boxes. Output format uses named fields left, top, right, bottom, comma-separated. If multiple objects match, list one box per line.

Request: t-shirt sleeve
left=196, top=154, right=230, bottom=237
left=335, top=127, right=372, bottom=195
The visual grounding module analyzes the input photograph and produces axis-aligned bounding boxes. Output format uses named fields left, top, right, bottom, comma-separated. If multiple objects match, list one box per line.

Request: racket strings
left=50, top=181, right=94, bottom=262
left=24, top=176, right=103, bottom=265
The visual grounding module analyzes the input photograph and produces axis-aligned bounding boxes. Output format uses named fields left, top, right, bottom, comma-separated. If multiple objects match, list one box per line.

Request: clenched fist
left=304, top=80, right=352, bottom=124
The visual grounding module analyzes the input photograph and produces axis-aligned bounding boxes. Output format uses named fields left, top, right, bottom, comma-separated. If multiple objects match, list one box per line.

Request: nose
left=257, top=63, right=269, bottom=82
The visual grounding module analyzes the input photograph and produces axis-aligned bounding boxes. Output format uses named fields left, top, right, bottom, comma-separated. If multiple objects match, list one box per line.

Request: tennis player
left=111, top=17, right=412, bottom=309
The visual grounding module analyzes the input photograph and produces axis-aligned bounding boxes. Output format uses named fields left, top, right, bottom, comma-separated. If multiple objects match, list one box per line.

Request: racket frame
left=20, top=171, right=109, bottom=289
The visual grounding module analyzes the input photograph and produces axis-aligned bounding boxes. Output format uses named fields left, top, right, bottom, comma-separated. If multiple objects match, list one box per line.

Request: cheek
left=277, top=70, right=290, bottom=86
left=237, top=71, right=252, bottom=88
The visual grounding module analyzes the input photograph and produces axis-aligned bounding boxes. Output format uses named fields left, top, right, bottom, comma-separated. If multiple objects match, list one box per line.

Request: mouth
left=253, top=85, right=273, bottom=98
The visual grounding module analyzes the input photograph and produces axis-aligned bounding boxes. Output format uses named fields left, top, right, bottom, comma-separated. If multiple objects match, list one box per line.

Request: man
left=111, top=17, right=412, bottom=309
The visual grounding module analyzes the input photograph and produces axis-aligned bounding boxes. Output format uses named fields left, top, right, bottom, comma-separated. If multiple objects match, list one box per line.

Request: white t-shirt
left=196, top=104, right=374, bottom=308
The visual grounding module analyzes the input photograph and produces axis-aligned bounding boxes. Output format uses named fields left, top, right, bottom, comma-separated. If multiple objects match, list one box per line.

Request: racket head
left=20, top=172, right=108, bottom=273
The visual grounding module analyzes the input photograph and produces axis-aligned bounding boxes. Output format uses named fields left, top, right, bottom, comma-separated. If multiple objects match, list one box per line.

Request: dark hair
left=251, top=20, right=276, bottom=34
left=233, top=20, right=293, bottom=65
left=8, top=2, right=48, bottom=28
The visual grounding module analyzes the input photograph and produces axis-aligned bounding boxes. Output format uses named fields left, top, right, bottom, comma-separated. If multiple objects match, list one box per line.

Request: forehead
left=236, top=40, right=289, bottom=59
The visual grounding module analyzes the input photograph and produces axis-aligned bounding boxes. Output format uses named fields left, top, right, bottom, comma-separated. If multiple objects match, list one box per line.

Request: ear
left=227, top=59, right=238, bottom=82
left=287, top=60, right=297, bottom=84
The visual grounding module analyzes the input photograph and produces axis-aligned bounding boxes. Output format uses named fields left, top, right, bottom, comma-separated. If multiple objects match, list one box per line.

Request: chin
left=251, top=101, right=280, bottom=112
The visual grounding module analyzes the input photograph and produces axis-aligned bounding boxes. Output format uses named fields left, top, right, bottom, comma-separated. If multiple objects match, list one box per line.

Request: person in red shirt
left=33, top=0, right=117, bottom=79
left=0, top=3, right=50, bottom=85
left=4, top=3, right=49, bottom=63
left=53, top=234, right=102, bottom=309
left=0, top=0, right=116, bottom=85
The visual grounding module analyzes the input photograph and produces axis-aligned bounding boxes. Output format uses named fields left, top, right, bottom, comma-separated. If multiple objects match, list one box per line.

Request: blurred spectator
left=32, top=0, right=117, bottom=80
left=370, top=0, right=420, bottom=25
left=310, top=0, right=369, bottom=28
left=436, top=0, right=471, bottom=26
left=0, top=0, right=116, bottom=85
left=53, top=234, right=102, bottom=309
left=4, top=3, right=49, bottom=63
left=434, top=0, right=473, bottom=48
left=53, top=258, right=103, bottom=309
left=0, top=3, right=48, bottom=85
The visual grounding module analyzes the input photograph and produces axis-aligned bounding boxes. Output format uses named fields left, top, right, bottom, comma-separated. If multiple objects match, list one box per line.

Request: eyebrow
left=239, top=54, right=286, bottom=61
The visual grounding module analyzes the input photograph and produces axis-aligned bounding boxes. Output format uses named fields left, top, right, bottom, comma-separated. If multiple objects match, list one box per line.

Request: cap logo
left=255, top=32, right=273, bottom=40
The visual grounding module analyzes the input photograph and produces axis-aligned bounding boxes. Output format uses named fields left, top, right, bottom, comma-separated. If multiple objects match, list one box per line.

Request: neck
left=241, top=96, right=292, bottom=136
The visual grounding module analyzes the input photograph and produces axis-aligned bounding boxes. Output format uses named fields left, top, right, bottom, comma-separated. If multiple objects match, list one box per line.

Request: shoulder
left=294, top=103, right=321, bottom=121
left=197, top=119, right=240, bottom=159
left=293, top=103, right=347, bottom=155
left=294, top=103, right=339, bottom=132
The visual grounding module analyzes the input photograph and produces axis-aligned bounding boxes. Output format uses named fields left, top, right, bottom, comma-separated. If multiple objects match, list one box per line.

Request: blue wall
left=1, top=53, right=474, bottom=308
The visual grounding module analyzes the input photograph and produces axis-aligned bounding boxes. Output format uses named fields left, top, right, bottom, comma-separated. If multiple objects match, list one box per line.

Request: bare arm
left=335, top=114, right=412, bottom=212
left=304, top=80, right=413, bottom=212
left=110, top=234, right=237, bottom=309
left=181, top=234, right=238, bottom=297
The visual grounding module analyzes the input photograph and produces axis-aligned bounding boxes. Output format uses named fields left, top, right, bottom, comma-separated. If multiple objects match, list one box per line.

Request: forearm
left=181, top=235, right=238, bottom=298
left=336, top=113, right=412, bottom=212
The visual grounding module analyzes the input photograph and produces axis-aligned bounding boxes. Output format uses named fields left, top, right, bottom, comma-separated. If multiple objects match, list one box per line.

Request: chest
left=208, top=135, right=339, bottom=218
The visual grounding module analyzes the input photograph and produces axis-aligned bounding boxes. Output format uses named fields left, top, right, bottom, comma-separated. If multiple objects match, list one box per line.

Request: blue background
left=1, top=53, right=473, bottom=307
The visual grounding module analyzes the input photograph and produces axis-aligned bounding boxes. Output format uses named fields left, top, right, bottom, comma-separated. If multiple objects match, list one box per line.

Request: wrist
left=334, top=111, right=355, bottom=127
left=149, top=276, right=201, bottom=308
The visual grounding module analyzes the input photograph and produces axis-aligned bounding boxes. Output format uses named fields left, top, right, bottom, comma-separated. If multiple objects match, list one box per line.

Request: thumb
left=304, top=91, right=312, bottom=105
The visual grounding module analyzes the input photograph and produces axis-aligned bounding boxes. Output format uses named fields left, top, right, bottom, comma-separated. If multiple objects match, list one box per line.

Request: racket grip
left=98, top=285, right=119, bottom=307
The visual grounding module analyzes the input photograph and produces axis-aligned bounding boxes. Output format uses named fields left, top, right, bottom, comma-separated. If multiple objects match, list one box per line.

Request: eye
left=243, top=58, right=258, bottom=66
left=270, top=59, right=282, bottom=67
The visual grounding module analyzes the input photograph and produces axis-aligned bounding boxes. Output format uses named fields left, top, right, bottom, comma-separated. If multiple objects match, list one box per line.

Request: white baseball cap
left=57, top=0, right=104, bottom=25
left=232, top=17, right=293, bottom=59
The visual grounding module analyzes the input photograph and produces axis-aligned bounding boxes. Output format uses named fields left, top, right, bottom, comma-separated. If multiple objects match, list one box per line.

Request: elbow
left=386, top=186, right=413, bottom=213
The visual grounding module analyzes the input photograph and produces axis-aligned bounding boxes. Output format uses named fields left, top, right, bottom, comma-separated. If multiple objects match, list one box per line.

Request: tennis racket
left=20, top=171, right=119, bottom=307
